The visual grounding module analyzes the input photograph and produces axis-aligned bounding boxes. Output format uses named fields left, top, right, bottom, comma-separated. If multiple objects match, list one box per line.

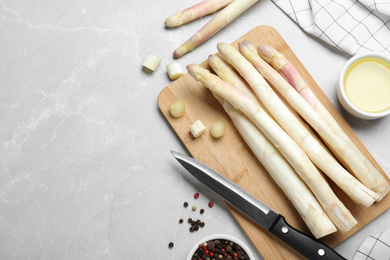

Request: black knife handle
left=269, top=215, right=346, bottom=260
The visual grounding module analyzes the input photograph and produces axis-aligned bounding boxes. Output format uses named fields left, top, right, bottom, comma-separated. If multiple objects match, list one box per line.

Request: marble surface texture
left=1, top=0, right=389, bottom=259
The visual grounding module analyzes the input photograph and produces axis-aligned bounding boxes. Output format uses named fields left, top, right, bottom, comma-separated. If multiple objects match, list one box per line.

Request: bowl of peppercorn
left=187, top=234, right=255, bottom=260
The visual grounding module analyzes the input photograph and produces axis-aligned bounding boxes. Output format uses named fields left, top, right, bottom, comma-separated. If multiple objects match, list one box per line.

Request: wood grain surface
left=157, top=25, right=390, bottom=259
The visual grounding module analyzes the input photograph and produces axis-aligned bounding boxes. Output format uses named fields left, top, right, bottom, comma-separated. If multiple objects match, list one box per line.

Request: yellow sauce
left=344, top=57, right=390, bottom=113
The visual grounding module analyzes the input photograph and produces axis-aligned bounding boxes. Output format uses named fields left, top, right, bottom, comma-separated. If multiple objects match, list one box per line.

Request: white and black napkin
left=353, top=229, right=390, bottom=260
left=272, top=0, right=390, bottom=55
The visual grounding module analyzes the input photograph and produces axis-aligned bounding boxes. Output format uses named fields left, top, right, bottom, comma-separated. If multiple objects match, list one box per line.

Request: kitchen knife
left=171, top=150, right=346, bottom=260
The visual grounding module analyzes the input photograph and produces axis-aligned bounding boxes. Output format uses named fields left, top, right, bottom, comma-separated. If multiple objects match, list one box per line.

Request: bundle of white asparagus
left=186, top=41, right=389, bottom=237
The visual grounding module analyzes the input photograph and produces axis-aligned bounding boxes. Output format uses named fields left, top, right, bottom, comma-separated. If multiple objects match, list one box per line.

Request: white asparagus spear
left=187, top=64, right=357, bottom=233
left=165, top=0, right=234, bottom=27
left=257, top=44, right=390, bottom=201
left=208, top=57, right=337, bottom=238
left=173, top=0, right=258, bottom=58
left=218, top=42, right=378, bottom=207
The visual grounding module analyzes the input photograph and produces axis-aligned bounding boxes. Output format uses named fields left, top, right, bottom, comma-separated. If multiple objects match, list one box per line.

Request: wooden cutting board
left=158, top=25, right=390, bottom=259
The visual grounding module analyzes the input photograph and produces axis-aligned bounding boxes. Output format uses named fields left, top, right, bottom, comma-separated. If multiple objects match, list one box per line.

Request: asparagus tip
left=217, top=42, right=228, bottom=49
left=208, top=54, right=218, bottom=62
left=217, top=42, right=234, bottom=58
left=257, top=44, right=274, bottom=58
left=238, top=40, right=256, bottom=55
left=173, top=46, right=187, bottom=59
left=186, top=64, right=195, bottom=71
left=186, top=64, right=200, bottom=79
left=165, top=16, right=183, bottom=27
left=240, top=39, right=251, bottom=48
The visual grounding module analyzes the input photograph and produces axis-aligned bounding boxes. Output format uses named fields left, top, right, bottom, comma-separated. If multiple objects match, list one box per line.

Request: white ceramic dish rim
left=186, top=234, right=256, bottom=260
left=338, top=52, right=390, bottom=119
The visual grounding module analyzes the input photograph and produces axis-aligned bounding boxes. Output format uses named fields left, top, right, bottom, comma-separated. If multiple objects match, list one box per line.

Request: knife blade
left=171, top=150, right=346, bottom=260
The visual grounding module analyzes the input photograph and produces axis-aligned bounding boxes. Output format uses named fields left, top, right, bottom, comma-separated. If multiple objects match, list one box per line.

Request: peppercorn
left=169, top=242, right=174, bottom=248
left=200, top=209, right=205, bottom=214
left=207, top=241, right=215, bottom=250
left=184, top=202, right=189, bottom=207
left=191, top=238, right=249, bottom=260
left=194, top=192, right=199, bottom=199
left=192, top=206, right=197, bottom=211
left=179, top=218, right=183, bottom=223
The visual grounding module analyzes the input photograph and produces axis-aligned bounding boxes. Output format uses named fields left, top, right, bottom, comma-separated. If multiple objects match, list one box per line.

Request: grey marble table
left=1, top=0, right=389, bottom=259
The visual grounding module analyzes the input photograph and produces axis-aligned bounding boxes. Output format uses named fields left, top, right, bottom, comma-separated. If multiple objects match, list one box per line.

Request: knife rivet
left=281, top=226, right=288, bottom=233
left=318, top=249, right=325, bottom=256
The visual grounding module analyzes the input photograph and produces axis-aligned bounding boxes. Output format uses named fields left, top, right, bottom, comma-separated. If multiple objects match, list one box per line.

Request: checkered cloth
left=271, top=0, right=390, bottom=55
left=353, top=229, right=390, bottom=260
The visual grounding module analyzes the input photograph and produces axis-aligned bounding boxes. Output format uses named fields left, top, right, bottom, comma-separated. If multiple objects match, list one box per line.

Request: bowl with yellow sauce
left=338, top=52, right=390, bottom=119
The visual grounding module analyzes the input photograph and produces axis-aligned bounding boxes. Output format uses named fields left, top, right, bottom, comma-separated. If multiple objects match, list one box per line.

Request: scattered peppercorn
left=187, top=218, right=206, bottom=233
left=168, top=242, right=174, bottom=248
left=180, top=195, right=214, bottom=234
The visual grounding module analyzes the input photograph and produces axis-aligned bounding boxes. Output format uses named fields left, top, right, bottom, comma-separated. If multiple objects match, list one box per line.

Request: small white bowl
left=186, top=234, right=256, bottom=260
left=337, top=52, right=390, bottom=120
